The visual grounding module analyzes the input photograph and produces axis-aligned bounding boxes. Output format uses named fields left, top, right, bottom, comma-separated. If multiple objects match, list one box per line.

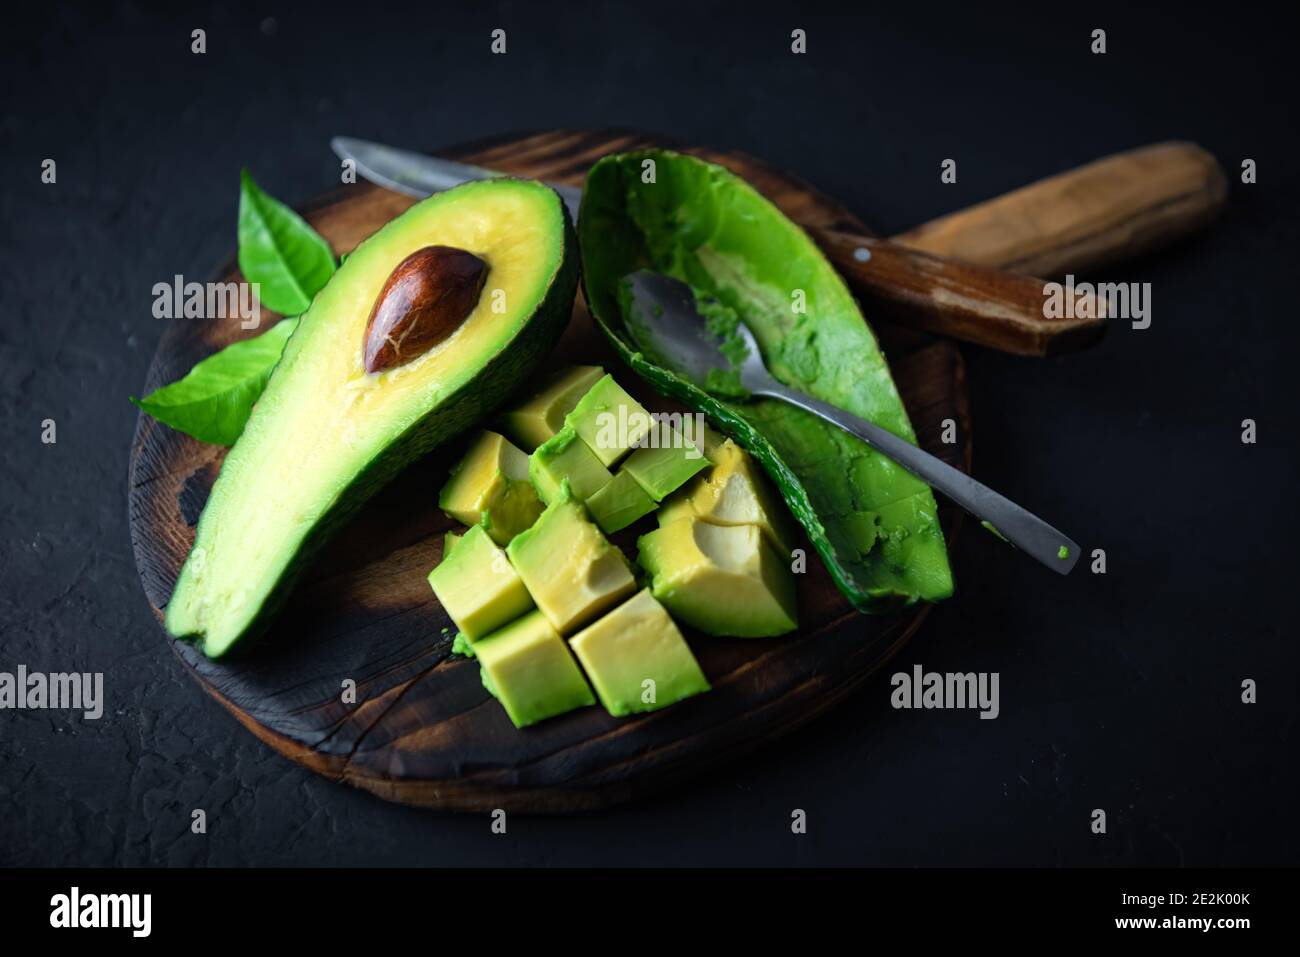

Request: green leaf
left=131, top=318, right=299, bottom=445
left=237, top=169, right=336, bottom=315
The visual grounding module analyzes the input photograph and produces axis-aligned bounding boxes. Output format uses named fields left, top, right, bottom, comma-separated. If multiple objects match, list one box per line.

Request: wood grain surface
left=812, top=225, right=1108, bottom=355
left=128, top=130, right=972, bottom=812
left=893, top=141, right=1227, bottom=277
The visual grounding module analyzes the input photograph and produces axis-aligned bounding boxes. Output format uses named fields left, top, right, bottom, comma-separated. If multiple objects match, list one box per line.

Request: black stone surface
left=1, top=1, right=1296, bottom=866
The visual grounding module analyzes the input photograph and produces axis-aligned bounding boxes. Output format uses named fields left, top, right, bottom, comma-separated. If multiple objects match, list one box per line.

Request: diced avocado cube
left=529, top=424, right=613, bottom=505
left=438, top=431, right=543, bottom=545
left=475, top=610, right=596, bottom=728
left=697, top=423, right=728, bottom=461
left=443, top=530, right=463, bottom=557
left=507, top=485, right=637, bottom=634
left=427, top=524, right=534, bottom=642
left=503, top=365, right=605, bottom=451
left=658, top=438, right=799, bottom=555
left=567, top=374, right=653, bottom=467
left=569, top=588, right=710, bottom=716
left=622, top=425, right=710, bottom=501
left=637, top=517, right=797, bottom=637
left=584, top=468, right=658, bottom=534
left=656, top=496, right=693, bottom=527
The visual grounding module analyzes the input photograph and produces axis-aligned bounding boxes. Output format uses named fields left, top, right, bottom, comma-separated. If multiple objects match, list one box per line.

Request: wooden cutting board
left=128, top=130, right=972, bottom=812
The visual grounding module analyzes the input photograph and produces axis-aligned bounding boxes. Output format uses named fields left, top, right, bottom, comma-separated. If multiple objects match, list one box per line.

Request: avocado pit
left=363, top=245, right=488, bottom=373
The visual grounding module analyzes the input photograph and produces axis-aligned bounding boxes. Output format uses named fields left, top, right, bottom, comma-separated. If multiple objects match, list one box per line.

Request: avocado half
left=578, top=151, right=952, bottom=612
left=168, top=178, right=578, bottom=657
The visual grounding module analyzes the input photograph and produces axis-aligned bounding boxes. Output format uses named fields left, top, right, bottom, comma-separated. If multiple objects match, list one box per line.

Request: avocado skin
left=170, top=188, right=579, bottom=657
left=577, top=152, right=951, bottom=613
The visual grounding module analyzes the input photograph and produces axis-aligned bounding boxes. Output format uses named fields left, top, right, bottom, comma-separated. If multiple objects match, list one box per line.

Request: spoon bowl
left=622, top=269, right=1079, bottom=575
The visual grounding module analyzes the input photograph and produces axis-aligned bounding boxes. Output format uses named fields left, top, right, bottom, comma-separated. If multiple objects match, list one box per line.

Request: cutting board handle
left=809, top=227, right=1106, bottom=356
left=891, top=141, right=1227, bottom=277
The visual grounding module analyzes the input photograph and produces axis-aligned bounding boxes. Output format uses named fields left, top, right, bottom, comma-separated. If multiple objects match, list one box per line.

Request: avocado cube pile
left=523, top=370, right=709, bottom=532
left=428, top=366, right=802, bottom=730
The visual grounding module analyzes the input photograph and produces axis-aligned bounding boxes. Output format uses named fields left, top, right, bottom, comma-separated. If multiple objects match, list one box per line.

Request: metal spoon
left=624, top=270, right=1079, bottom=575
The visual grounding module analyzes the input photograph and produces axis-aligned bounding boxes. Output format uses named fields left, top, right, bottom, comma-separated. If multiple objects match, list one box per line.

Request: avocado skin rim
left=576, top=150, right=953, bottom=614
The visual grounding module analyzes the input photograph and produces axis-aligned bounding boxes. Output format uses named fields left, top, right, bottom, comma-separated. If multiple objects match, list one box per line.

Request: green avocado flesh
left=638, top=517, right=797, bottom=638
left=660, top=435, right=800, bottom=556
left=438, top=431, right=542, bottom=546
left=502, top=364, right=604, bottom=451
left=578, top=151, right=952, bottom=611
left=569, top=588, right=709, bottom=716
left=584, top=468, right=657, bottom=533
left=427, top=524, right=534, bottom=642
left=474, top=610, right=596, bottom=728
left=621, top=428, right=710, bottom=501
left=566, top=373, right=652, bottom=466
left=529, top=424, right=613, bottom=505
left=506, top=484, right=636, bottom=635
left=168, top=178, right=577, bottom=657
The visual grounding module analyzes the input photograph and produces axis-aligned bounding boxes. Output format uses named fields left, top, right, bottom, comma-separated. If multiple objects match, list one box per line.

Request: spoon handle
left=753, top=380, right=1079, bottom=575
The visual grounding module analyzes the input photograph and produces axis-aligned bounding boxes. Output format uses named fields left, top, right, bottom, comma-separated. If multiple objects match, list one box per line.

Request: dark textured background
left=1, top=0, right=1296, bottom=866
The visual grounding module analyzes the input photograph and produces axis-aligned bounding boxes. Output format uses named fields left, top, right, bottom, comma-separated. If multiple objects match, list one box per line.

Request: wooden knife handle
left=810, top=228, right=1105, bottom=356
left=890, top=141, right=1227, bottom=277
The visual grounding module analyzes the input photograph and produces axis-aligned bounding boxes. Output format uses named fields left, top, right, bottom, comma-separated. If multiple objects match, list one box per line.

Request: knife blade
left=331, top=135, right=1104, bottom=356
left=330, top=136, right=583, bottom=220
